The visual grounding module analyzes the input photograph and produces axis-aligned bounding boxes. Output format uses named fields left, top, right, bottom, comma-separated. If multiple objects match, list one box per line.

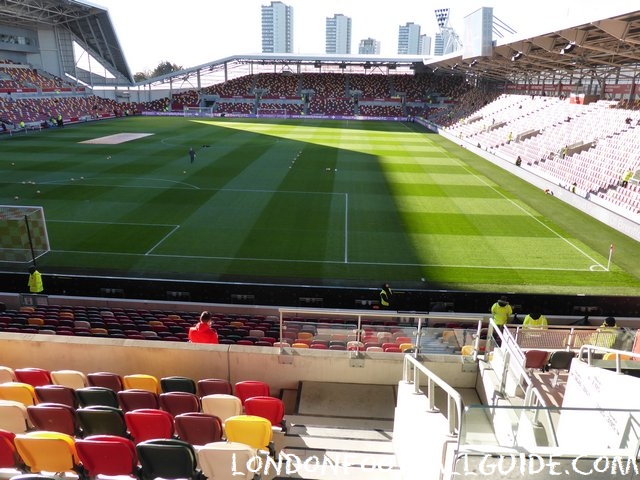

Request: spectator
left=188, top=311, right=219, bottom=344
left=27, top=266, right=43, bottom=293
left=522, top=311, right=548, bottom=329
left=379, top=283, right=393, bottom=309
left=490, top=296, right=513, bottom=327
left=621, top=169, right=633, bottom=188
left=589, top=317, right=619, bottom=349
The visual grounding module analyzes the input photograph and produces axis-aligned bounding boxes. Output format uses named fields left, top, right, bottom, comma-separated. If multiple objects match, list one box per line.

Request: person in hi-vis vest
left=380, top=283, right=393, bottom=309
left=28, top=266, right=44, bottom=293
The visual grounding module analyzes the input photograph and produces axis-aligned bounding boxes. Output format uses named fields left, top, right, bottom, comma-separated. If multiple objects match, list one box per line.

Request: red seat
left=524, top=349, right=549, bottom=370
left=174, top=412, right=223, bottom=446
left=125, top=408, right=174, bottom=444
left=26, top=403, right=79, bottom=436
left=159, top=392, right=201, bottom=417
left=34, top=385, right=78, bottom=409
left=76, top=434, right=140, bottom=478
left=234, top=380, right=270, bottom=405
left=197, top=378, right=232, bottom=397
left=14, top=368, right=52, bottom=387
left=244, top=396, right=286, bottom=432
left=87, top=372, right=124, bottom=392
left=0, top=429, right=24, bottom=472
left=117, top=389, right=159, bottom=413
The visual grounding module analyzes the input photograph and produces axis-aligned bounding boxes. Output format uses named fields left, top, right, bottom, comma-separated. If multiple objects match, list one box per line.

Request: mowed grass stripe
left=407, top=235, right=605, bottom=270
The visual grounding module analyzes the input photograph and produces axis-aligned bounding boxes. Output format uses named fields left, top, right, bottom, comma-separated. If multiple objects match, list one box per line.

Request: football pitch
left=2, top=116, right=639, bottom=296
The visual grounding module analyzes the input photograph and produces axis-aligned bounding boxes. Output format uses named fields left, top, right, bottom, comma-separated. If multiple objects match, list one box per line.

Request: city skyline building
left=358, top=37, right=381, bottom=54
left=325, top=13, right=352, bottom=54
left=261, top=1, right=293, bottom=53
left=397, top=22, right=422, bottom=55
left=419, top=34, right=432, bottom=55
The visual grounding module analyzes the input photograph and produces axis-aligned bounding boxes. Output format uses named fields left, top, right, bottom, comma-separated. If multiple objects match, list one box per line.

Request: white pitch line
left=145, top=225, right=181, bottom=255
left=48, top=249, right=598, bottom=271
left=452, top=160, right=607, bottom=269
left=344, top=193, right=349, bottom=263
left=48, top=219, right=178, bottom=227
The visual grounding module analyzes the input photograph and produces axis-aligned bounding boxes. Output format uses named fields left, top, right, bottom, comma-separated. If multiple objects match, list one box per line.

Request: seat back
left=13, top=369, right=52, bottom=388
left=0, top=366, right=16, bottom=383
left=524, top=349, right=549, bottom=370
left=224, top=414, right=273, bottom=450
left=0, top=383, right=38, bottom=407
left=123, top=374, right=160, bottom=394
left=50, top=370, right=88, bottom=389
left=76, top=386, right=120, bottom=408
left=159, top=392, right=201, bottom=417
left=125, top=409, right=174, bottom=444
left=244, top=396, right=285, bottom=429
left=0, top=428, right=23, bottom=470
left=196, top=441, right=256, bottom=480
left=76, top=406, right=128, bottom=437
left=174, top=413, right=223, bottom=446
left=234, top=380, right=270, bottom=404
left=13, top=431, right=80, bottom=474
left=34, top=385, right=78, bottom=409
left=75, top=434, right=139, bottom=478
left=87, top=372, right=124, bottom=392
left=0, top=400, right=30, bottom=434
left=548, top=350, right=575, bottom=371
left=197, top=378, right=232, bottom=396
left=26, top=403, right=79, bottom=436
left=201, top=394, right=242, bottom=423
left=160, top=376, right=197, bottom=394
left=117, top=389, right=159, bottom=413
left=136, top=438, right=200, bottom=480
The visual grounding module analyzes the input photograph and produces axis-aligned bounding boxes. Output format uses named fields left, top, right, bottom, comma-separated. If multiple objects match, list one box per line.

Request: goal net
left=0, top=206, right=50, bottom=263
left=183, top=106, right=214, bottom=117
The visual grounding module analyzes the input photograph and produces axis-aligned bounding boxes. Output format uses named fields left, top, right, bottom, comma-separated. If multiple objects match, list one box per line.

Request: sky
left=91, top=0, right=639, bottom=74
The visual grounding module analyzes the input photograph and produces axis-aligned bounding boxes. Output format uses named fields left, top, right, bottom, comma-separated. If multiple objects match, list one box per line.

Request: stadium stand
left=3, top=3, right=640, bottom=479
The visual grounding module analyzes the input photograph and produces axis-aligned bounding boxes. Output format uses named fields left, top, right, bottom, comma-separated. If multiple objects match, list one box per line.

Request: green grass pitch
left=1, top=116, right=639, bottom=295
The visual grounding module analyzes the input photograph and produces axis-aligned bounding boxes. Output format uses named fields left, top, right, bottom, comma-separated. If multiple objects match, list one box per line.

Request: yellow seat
left=224, top=414, right=274, bottom=454
left=398, top=343, right=414, bottom=352
left=296, top=332, right=314, bottom=341
left=0, top=382, right=38, bottom=406
left=14, top=431, right=81, bottom=474
left=123, top=374, right=160, bottom=394
left=460, top=345, right=474, bottom=356
left=602, top=352, right=632, bottom=361
left=291, top=342, right=309, bottom=349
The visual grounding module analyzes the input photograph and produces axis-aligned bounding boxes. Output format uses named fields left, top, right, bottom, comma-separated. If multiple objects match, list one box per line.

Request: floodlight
left=511, top=52, right=523, bottom=61
left=561, top=42, right=576, bottom=54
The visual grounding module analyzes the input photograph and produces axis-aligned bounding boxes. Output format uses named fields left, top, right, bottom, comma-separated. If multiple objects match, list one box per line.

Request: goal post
left=183, top=106, right=214, bottom=117
left=0, top=205, right=50, bottom=264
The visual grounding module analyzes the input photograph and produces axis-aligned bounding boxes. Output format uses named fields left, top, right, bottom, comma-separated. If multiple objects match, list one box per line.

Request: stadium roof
left=0, top=0, right=133, bottom=84
left=427, top=10, right=640, bottom=84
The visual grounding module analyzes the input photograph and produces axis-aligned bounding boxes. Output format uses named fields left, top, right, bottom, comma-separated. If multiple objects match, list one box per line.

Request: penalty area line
left=146, top=225, right=180, bottom=255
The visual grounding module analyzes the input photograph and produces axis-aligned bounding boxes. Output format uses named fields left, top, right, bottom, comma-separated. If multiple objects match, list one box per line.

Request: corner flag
left=607, top=243, right=614, bottom=271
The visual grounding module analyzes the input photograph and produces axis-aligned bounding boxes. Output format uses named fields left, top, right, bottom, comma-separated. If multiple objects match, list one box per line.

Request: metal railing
left=402, top=353, right=464, bottom=436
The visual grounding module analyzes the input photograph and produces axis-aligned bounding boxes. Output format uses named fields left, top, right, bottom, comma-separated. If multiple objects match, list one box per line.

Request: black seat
left=76, top=387, right=119, bottom=408
left=136, top=438, right=203, bottom=480
left=160, top=376, right=197, bottom=394
left=546, top=350, right=575, bottom=387
left=76, top=405, right=129, bottom=438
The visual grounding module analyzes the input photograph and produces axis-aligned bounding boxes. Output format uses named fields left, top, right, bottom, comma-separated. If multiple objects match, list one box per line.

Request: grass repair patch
left=79, top=133, right=154, bottom=144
